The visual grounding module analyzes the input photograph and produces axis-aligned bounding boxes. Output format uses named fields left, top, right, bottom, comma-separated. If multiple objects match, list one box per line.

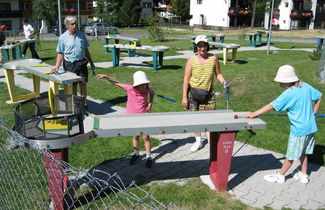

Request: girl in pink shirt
left=97, top=71, right=155, bottom=168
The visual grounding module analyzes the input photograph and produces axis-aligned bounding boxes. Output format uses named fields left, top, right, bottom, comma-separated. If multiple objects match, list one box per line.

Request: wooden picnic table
left=104, top=44, right=169, bottom=72
left=2, top=59, right=83, bottom=103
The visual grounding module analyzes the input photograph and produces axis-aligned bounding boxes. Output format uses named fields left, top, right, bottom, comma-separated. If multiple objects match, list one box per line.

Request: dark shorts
left=188, top=91, right=215, bottom=111
left=63, top=59, right=88, bottom=83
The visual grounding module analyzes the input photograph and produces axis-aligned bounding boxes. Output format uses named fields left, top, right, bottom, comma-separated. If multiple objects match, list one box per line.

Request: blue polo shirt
left=271, top=82, right=322, bottom=136
left=56, top=30, right=89, bottom=63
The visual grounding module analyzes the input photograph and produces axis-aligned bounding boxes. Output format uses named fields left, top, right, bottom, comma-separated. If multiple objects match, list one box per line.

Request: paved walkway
left=0, top=46, right=324, bottom=210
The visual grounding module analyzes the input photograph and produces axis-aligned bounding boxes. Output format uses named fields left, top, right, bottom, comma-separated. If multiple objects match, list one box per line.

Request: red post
left=209, top=131, right=237, bottom=190
left=43, top=148, right=69, bottom=210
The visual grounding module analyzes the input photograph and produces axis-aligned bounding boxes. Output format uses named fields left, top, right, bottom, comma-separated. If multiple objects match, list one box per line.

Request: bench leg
left=249, top=35, right=253, bottom=47
left=112, top=48, right=120, bottom=66
left=4, top=49, right=9, bottom=61
left=158, top=52, right=164, bottom=67
left=152, top=52, right=158, bottom=72
left=257, top=34, right=262, bottom=45
left=223, top=48, right=228, bottom=65
left=104, top=38, right=110, bottom=53
left=209, top=131, right=236, bottom=191
left=219, top=37, right=225, bottom=50
left=12, top=47, right=17, bottom=59
left=4, top=69, right=40, bottom=103
left=231, top=49, right=238, bottom=63
left=253, top=35, right=257, bottom=47
left=17, top=45, right=23, bottom=59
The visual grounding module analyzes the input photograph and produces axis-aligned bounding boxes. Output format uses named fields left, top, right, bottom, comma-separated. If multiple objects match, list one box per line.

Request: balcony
left=228, top=8, right=252, bottom=16
left=0, top=10, right=23, bottom=18
left=290, top=10, right=313, bottom=19
left=62, top=8, right=95, bottom=15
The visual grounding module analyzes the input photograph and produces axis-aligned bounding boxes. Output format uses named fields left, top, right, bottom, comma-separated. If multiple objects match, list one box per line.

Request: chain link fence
left=0, top=120, right=175, bottom=209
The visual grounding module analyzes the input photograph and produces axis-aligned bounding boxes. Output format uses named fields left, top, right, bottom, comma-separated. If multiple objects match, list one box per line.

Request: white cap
left=133, top=71, right=150, bottom=87
left=274, top=65, right=299, bottom=83
left=195, top=35, right=208, bottom=44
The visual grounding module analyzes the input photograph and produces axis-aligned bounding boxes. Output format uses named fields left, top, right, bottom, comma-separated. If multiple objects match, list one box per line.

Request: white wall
left=190, top=0, right=230, bottom=27
left=278, top=0, right=292, bottom=30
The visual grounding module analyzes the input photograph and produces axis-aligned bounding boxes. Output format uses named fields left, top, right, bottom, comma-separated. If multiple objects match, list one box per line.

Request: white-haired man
left=52, top=16, right=95, bottom=109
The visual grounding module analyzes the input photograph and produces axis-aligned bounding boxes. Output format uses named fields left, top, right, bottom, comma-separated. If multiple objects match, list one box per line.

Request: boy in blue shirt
left=246, top=65, right=322, bottom=184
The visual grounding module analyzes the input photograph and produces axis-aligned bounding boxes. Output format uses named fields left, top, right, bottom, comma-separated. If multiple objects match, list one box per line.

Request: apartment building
left=190, top=0, right=324, bottom=30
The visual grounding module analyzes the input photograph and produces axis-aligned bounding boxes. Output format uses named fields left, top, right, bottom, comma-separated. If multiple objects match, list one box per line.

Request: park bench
left=209, top=42, right=241, bottom=65
left=315, top=36, right=325, bottom=49
left=0, top=39, right=35, bottom=61
left=2, top=59, right=82, bottom=104
left=104, top=44, right=169, bottom=72
left=247, top=31, right=270, bottom=47
left=104, top=35, right=140, bottom=56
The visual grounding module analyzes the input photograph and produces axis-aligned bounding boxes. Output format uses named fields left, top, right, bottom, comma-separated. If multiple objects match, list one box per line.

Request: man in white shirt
left=22, top=19, right=40, bottom=59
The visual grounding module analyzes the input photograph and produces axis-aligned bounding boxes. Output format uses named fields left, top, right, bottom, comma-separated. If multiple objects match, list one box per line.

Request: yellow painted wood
left=223, top=48, right=228, bottom=65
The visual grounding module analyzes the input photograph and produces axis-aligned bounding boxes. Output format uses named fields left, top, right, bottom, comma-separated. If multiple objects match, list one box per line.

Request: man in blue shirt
left=52, top=16, right=95, bottom=109
left=246, top=65, right=322, bottom=184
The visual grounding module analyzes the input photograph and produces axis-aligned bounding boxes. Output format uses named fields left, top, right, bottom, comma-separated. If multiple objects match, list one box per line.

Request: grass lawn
left=1, top=29, right=324, bottom=209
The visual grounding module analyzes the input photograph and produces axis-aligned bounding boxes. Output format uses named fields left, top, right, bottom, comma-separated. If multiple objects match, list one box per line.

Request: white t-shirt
left=23, top=24, right=34, bottom=39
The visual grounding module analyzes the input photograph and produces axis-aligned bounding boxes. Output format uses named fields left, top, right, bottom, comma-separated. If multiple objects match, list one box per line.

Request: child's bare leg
left=279, top=159, right=293, bottom=175
left=80, top=82, right=87, bottom=104
left=72, top=83, right=78, bottom=95
left=133, top=136, right=140, bottom=153
left=143, top=135, right=151, bottom=158
left=300, top=154, right=308, bottom=174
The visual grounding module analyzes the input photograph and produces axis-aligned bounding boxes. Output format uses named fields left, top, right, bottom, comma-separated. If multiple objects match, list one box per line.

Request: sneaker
left=145, top=157, right=153, bottom=168
left=264, top=171, right=285, bottom=183
left=293, top=171, right=309, bottom=184
left=130, top=154, right=140, bottom=165
left=190, top=140, right=203, bottom=152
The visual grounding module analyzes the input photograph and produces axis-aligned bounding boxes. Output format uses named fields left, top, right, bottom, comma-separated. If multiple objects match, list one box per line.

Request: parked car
left=54, top=24, right=67, bottom=36
left=84, top=23, right=118, bottom=36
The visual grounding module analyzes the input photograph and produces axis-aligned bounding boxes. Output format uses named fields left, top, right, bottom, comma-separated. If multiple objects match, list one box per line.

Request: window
left=0, top=3, right=11, bottom=11
left=142, top=2, right=152, bottom=8
left=197, top=0, right=203, bottom=4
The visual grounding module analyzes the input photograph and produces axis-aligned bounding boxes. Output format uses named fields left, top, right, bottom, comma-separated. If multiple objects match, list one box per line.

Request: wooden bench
left=104, top=44, right=169, bottom=72
left=104, top=35, right=140, bottom=56
left=2, top=59, right=83, bottom=103
left=209, top=42, right=241, bottom=65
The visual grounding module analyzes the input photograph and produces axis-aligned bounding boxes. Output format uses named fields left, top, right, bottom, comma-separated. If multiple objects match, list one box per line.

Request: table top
left=104, top=44, right=169, bottom=52
left=2, top=59, right=83, bottom=84
left=86, top=110, right=266, bottom=138
left=0, top=39, right=35, bottom=50
left=105, top=35, right=139, bottom=42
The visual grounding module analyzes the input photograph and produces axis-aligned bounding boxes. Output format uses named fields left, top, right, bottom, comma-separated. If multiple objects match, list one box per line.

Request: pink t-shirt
left=122, top=84, right=154, bottom=114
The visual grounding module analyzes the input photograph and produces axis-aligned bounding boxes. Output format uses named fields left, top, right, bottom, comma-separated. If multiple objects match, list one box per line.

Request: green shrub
left=309, top=46, right=323, bottom=60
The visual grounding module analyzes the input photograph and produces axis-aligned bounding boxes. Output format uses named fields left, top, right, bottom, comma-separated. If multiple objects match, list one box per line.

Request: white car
left=84, top=23, right=118, bottom=36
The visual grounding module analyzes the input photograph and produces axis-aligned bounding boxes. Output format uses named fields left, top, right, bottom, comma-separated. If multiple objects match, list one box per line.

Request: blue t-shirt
left=56, top=30, right=89, bottom=63
left=271, top=82, right=322, bottom=136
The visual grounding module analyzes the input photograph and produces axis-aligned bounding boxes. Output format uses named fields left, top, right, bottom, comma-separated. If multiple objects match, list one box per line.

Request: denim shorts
left=286, top=133, right=315, bottom=160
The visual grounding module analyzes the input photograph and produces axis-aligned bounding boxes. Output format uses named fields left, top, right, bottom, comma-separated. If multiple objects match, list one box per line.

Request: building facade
left=190, top=0, right=323, bottom=30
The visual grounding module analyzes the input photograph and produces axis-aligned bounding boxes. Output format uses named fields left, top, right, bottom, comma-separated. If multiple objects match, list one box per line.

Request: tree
left=118, top=0, right=141, bottom=27
left=250, top=0, right=281, bottom=28
left=94, top=0, right=121, bottom=25
left=32, top=0, right=56, bottom=28
left=170, top=0, right=191, bottom=22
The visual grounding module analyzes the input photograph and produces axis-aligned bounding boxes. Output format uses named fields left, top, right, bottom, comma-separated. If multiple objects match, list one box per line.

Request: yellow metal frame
left=222, top=48, right=238, bottom=65
left=4, top=68, right=40, bottom=103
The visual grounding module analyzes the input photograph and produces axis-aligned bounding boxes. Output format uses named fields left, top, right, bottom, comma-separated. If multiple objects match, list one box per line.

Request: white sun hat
left=133, top=71, right=150, bottom=87
left=195, top=35, right=208, bottom=44
left=274, top=65, right=299, bottom=83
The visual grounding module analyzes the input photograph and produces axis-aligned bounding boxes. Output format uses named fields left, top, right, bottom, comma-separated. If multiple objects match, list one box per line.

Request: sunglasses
left=197, top=45, right=208, bottom=49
